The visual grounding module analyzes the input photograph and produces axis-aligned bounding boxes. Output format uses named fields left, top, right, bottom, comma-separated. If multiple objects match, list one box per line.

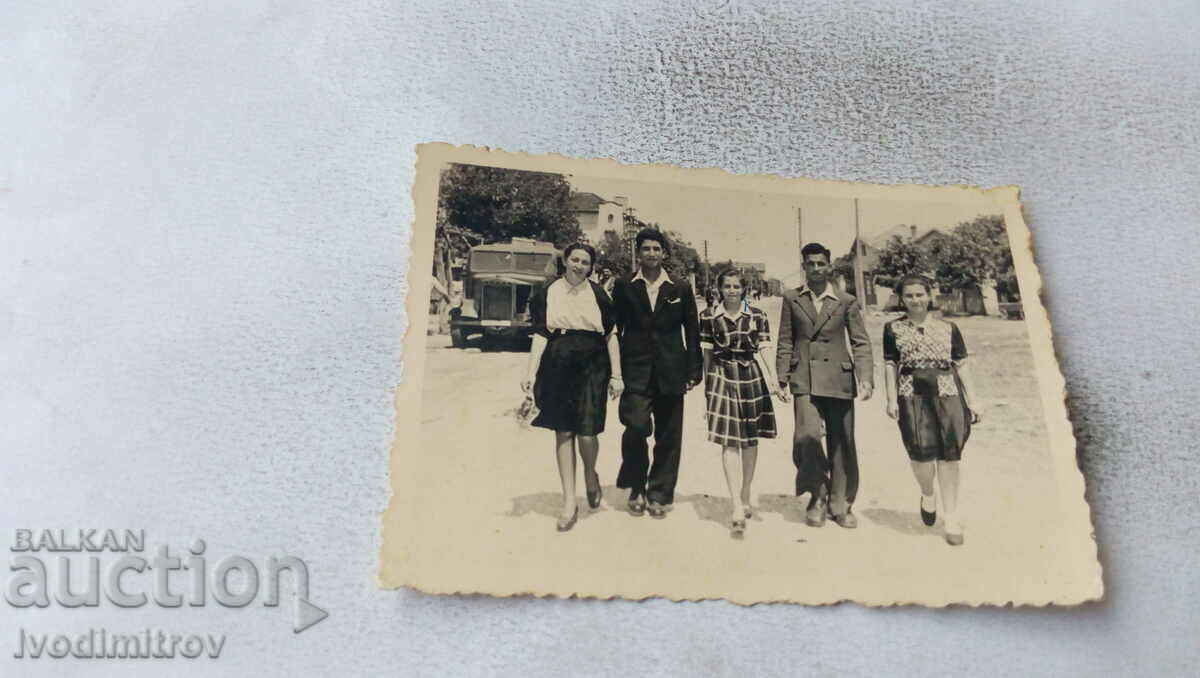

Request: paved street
left=398, top=298, right=1089, bottom=604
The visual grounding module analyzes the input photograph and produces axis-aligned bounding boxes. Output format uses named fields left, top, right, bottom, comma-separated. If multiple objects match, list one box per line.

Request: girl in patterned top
left=700, top=269, right=788, bottom=539
left=882, top=275, right=981, bottom=546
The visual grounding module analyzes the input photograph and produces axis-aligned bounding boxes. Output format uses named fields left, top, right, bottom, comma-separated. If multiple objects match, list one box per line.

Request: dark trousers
left=616, top=386, right=685, bottom=505
left=792, top=394, right=858, bottom=516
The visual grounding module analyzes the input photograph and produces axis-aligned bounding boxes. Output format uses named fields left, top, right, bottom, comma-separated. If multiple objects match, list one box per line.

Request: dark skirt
left=704, top=356, right=776, bottom=448
left=896, top=365, right=971, bottom=462
left=532, top=331, right=610, bottom=435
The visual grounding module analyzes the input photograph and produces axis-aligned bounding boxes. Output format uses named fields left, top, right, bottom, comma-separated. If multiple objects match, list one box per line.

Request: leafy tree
left=438, top=163, right=582, bottom=247
left=666, top=230, right=702, bottom=285
left=595, top=215, right=703, bottom=288
left=932, top=215, right=1012, bottom=289
left=874, top=235, right=934, bottom=286
left=595, top=228, right=634, bottom=280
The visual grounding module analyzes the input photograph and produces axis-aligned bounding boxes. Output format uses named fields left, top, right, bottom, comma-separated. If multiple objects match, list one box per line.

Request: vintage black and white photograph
left=382, top=144, right=1100, bottom=606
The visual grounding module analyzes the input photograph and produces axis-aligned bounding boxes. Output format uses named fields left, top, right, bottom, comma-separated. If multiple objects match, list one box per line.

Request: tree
left=874, top=235, right=934, bottom=286
left=438, top=163, right=582, bottom=247
left=932, top=215, right=1012, bottom=289
left=665, top=230, right=701, bottom=285
left=595, top=216, right=703, bottom=287
left=595, top=228, right=634, bottom=280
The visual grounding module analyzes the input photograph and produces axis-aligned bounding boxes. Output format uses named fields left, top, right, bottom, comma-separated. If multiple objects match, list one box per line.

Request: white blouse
left=545, top=277, right=605, bottom=333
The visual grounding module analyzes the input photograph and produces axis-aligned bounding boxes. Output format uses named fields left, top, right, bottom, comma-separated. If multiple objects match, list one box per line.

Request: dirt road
left=399, top=298, right=1087, bottom=604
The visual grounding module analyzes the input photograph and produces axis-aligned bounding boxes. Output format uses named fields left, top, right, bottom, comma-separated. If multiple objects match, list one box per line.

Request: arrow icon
left=293, top=597, right=328, bottom=634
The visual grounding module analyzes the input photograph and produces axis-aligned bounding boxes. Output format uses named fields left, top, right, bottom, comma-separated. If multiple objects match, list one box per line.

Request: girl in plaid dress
left=700, top=270, right=788, bottom=538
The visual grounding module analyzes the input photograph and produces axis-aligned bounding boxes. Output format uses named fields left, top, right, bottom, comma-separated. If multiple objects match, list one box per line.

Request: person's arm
left=753, top=310, right=787, bottom=401
left=522, top=285, right=550, bottom=394
left=524, top=335, right=547, bottom=394
left=701, top=347, right=713, bottom=417
left=682, top=284, right=703, bottom=387
left=699, top=310, right=714, bottom=392
left=606, top=332, right=624, bottom=399
left=882, top=321, right=898, bottom=419
left=612, top=279, right=627, bottom=338
left=950, top=323, right=979, bottom=421
left=846, top=299, right=874, bottom=400
left=956, top=360, right=975, bottom=411
left=884, top=362, right=899, bottom=420
left=775, top=295, right=793, bottom=391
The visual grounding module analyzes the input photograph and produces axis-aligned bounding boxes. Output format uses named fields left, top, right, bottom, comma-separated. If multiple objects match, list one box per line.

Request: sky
left=569, top=173, right=1000, bottom=283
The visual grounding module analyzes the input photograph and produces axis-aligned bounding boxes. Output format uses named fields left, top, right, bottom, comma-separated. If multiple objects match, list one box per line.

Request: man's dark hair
left=801, top=242, right=832, bottom=262
left=635, top=228, right=670, bottom=256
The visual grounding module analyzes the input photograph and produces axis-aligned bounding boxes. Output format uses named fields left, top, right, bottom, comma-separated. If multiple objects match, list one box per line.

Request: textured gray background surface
left=2, top=0, right=1198, bottom=675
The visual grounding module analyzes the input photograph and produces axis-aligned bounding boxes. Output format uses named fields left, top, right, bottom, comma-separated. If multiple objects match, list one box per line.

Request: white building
left=570, top=192, right=627, bottom=243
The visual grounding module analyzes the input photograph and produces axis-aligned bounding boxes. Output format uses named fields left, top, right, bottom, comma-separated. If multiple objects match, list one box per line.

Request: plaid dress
left=700, top=304, right=777, bottom=448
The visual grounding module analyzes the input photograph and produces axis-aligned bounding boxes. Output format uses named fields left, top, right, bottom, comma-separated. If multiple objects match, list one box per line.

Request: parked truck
left=449, top=238, right=560, bottom=348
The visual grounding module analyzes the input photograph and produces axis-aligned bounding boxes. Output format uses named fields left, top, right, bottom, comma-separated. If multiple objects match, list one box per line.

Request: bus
left=449, top=238, right=560, bottom=348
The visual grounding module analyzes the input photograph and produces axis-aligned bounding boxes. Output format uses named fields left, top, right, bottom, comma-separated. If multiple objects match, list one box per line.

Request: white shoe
left=943, top=513, right=964, bottom=546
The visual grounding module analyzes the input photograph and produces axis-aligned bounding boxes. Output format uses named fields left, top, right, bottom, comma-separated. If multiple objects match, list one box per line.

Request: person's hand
left=687, top=377, right=702, bottom=392
left=859, top=382, right=874, bottom=401
left=969, top=407, right=982, bottom=424
left=609, top=377, right=625, bottom=400
left=886, top=401, right=899, bottom=420
left=520, top=379, right=533, bottom=395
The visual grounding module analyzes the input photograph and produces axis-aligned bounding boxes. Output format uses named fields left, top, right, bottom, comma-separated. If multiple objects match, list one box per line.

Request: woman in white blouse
left=522, top=243, right=624, bottom=532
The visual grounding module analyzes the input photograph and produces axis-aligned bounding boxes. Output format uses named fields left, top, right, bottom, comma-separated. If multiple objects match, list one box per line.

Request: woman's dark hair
left=892, top=275, right=939, bottom=312
left=561, top=242, right=597, bottom=277
left=715, top=268, right=749, bottom=300
left=634, top=228, right=670, bottom=256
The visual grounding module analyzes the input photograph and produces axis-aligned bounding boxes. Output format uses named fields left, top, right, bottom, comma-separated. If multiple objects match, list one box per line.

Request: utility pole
left=626, top=207, right=636, bottom=272
left=703, top=239, right=709, bottom=292
left=797, top=207, right=803, bottom=258
left=853, top=198, right=866, bottom=303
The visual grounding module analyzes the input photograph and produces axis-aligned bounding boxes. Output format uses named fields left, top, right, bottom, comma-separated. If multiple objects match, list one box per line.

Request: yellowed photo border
left=380, top=143, right=1101, bottom=606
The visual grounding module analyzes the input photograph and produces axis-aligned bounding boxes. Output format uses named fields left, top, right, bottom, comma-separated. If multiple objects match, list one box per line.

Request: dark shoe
left=556, top=506, right=579, bottom=532
left=744, top=506, right=754, bottom=520
left=628, top=492, right=645, bottom=516
left=647, top=501, right=667, bottom=519
left=586, top=472, right=602, bottom=510
left=832, top=510, right=858, bottom=529
left=805, top=489, right=827, bottom=527
left=920, top=495, right=936, bottom=527
left=731, top=520, right=746, bottom=539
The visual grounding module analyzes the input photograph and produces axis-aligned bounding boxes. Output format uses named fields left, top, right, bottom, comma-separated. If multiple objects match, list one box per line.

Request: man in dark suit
left=776, top=243, right=874, bottom=528
left=612, top=229, right=703, bottom=518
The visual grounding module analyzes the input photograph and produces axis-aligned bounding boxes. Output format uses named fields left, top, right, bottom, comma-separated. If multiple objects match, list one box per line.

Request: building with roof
left=570, top=192, right=628, bottom=243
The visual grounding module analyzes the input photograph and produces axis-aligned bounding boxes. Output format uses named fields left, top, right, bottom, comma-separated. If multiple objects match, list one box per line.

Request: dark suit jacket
left=612, top=274, right=702, bottom=396
left=775, top=286, right=874, bottom=399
